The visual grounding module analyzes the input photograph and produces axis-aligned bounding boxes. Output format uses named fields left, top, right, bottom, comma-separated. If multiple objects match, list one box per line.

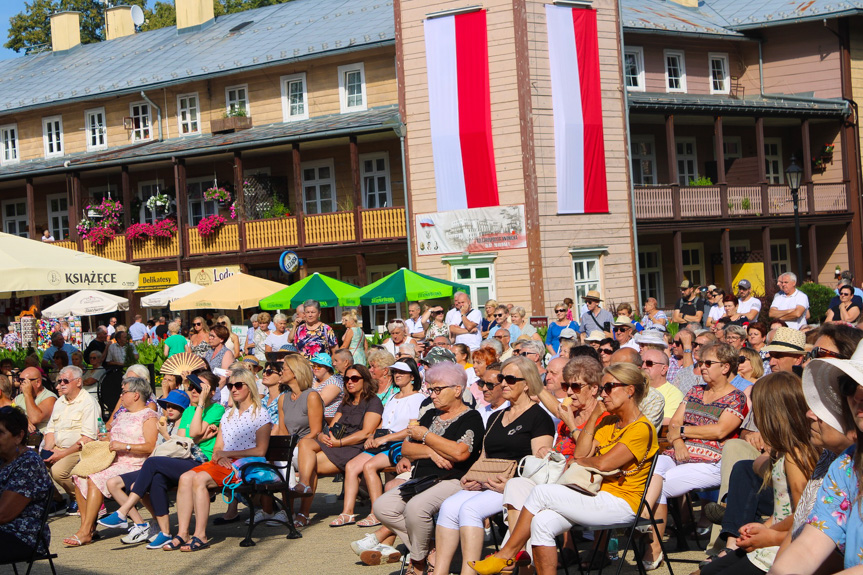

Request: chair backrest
left=31, top=484, right=54, bottom=557
left=98, top=367, right=124, bottom=417
left=266, top=434, right=299, bottom=463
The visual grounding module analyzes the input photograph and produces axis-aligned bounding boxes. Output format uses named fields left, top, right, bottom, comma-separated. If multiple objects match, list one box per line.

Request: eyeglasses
left=599, top=348, right=614, bottom=355
left=263, top=368, right=282, bottom=376
left=218, top=321, right=226, bottom=326
left=120, top=389, right=136, bottom=396
left=810, top=347, right=846, bottom=360
left=345, top=375, right=364, bottom=383
left=555, top=309, right=566, bottom=313
left=519, top=351, right=538, bottom=357
left=613, top=327, right=630, bottom=333
left=561, top=381, right=587, bottom=392
left=479, top=380, right=497, bottom=390
left=428, top=386, right=454, bottom=395
left=600, top=382, right=629, bottom=394
left=494, top=334, right=508, bottom=340
left=496, top=374, right=526, bottom=385
left=693, top=342, right=703, bottom=348
left=642, top=360, right=666, bottom=368
left=56, top=378, right=75, bottom=385
left=700, top=360, right=726, bottom=368
left=17, top=376, right=40, bottom=382
left=494, top=313, right=504, bottom=318
left=193, top=322, right=202, bottom=326
left=225, top=381, right=246, bottom=390
left=726, top=335, right=742, bottom=342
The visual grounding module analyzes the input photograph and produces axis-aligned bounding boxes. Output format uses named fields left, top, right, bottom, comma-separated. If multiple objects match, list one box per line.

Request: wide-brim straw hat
left=583, top=290, right=603, bottom=302
left=585, top=330, right=605, bottom=342
left=635, top=331, right=668, bottom=348
left=802, top=340, right=863, bottom=434
left=71, top=440, right=116, bottom=478
left=762, top=326, right=807, bottom=355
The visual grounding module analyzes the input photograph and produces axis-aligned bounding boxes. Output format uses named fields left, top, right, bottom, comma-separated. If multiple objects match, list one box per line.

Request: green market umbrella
left=341, top=268, right=469, bottom=307
left=260, top=273, right=359, bottom=309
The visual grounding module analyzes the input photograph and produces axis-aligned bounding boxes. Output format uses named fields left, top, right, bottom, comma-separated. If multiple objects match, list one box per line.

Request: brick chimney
left=175, top=0, right=215, bottom=33
left=50, top=11, right=81, bottom=52
left=106, top=6, right=136, bottom=41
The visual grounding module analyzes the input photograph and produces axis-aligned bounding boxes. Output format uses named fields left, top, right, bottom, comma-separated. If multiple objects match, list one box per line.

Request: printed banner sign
left=135, top=271, right=179, bottom=293
left=189, top=265, right=241, bottom=287
left=415, top=205, right=526, bottom=256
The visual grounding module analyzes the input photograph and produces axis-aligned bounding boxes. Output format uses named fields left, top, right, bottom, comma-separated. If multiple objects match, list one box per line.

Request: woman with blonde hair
left=252, top=311, right=271, bottom=361
left=341, top=308, right=367, bottom=365
left=482, top=299, right=500, bottom=338
left=163, top=321, right=190, bottom=358
left=737, top=347, right=764, bottom=386
left=166, top=366, right=271, bottom=551
left=278, top=354, right=325, bottom=485
left=216, top=315, right=242, bottom=356
left=189, top=316, right=210, bottom=358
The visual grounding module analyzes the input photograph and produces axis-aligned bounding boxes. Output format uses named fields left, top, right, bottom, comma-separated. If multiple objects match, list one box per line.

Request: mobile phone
left=603, top=322, right=611, bottom=332
left=185, top=373, right=203, bottom=392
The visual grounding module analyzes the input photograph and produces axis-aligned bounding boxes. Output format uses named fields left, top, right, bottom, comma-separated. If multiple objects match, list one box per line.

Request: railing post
left=349, top=136, right=364, bottom=243
left=760, top=183, right=770, bottom=216
left=173, top=157, right=187, bottom=275
left=293, top=143, right=306, bottom=248
left=121, top=166, right=132, bottom=262
left=720, top=183, right=729, bottom=218
left=26, top=177, right=36, bottom=240
left=234, top=151, right=246, bottom=254
left=802, top=118, right=815, bottom=214
left=671, top=184, right=681, bottom=220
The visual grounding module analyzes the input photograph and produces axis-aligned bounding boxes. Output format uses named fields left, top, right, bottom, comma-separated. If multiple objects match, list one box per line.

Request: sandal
left=292, top=482, right=312, bottom=495
left=293, top=512, right=310, bottom=529
left=213, top=515, right=242, bottom=525
left=63, top=534, right=93, bottom=547
left=180, top=536, right=210, bottom=552
left=162, top=536, right=186, bottom=551
left=329, top=513, right=358, bottom=527
left=357, top=513, right=381, bottom=527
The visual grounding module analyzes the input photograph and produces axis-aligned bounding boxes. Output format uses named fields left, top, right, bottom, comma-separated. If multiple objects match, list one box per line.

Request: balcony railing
left=187, top=222, right=240, bottom=256
left=362, top=207, right=408, bottom=240
left=131, top=235, right=180, bottom=261
left=245, top=217, right=299, bottom=251
left=83, top=235, right=127, bottom=261
left=305, top=211, right=356, bottom=244
left=54, top=240, right=77, bottom=251
left=634, top=183, right=848, bottom=220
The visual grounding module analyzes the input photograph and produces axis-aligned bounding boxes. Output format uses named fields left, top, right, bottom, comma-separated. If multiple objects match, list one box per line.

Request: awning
left=42, top=290, right=129, bottom=318
left=141, top=282, right=204, bottom=308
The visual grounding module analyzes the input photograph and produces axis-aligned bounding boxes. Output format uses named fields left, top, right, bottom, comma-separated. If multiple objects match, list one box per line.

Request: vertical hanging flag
left=546, top=5, right=609, bottom=214
left=424, top=10, right=499, bottom=212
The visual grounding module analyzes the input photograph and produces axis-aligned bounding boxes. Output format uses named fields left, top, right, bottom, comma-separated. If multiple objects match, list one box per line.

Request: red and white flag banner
left=424, top=10, right=499, bottom=212
left=546, top=5, right=609, bottom=214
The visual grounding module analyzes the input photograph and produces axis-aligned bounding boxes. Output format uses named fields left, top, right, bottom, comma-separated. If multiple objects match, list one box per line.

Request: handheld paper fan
left=160, top=352, right=207, bottom=376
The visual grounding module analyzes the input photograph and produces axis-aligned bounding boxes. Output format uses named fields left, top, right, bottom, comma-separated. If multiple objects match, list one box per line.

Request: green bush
left=0, top=347, right=41, bottom=368
left=262, top=198, right=291, bottom=219
left=798, top=282, right=835, bottom=323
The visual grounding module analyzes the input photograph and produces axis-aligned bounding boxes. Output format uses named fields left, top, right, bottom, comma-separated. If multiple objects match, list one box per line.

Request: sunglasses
left=810, top=347, right=845, bottom=360
left=672, top=340, right=682, bottom=346
left=555, top=309, right=566, bottom=313
left=193, top=322, right=202, bottom=326
left=839, top=376, right=861, bottom=398
left=560, top=381, right=587, bottom=392
left=479, top=380, right=497, bottom=390
left=263, top=368, right=282, bottom=376
left=345, top=375, right=364, bottom=383
left=642, top=360, right=666, bottom=368
left=613, top=327, right=630, bottom=333
left=428, top=386, right=454, bottom=395
left=519, top=351, right=538, bottom=357
left=225, top=381, right=246, bottom=390
left=496, top=374, right=526, bottom=385
left=599, top=348, right=614, bottom=355
left=600, top=382, right=629, bottom=394
left=700, top=360, right=726, bottom=368
left=218, top=321, right=227, bottom=326
left=17, top=376, right=40, bottom=382
left=494, top=313, right=505, bottom=318
left=494, top=335, right=508, bottom=340
left=56, top=378, right=75, bottom=385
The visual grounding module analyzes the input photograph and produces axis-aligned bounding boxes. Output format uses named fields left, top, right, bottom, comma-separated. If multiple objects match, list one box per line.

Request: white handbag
left=517, top=451, right=567, bottom=485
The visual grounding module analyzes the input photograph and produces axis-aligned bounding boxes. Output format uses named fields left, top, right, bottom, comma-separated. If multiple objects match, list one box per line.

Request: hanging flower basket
left=145, top=192, right=174, bottom=215
left=79, top=198, right=123, bottom=245
left=204, top=186, right=232, bottom=204
left=126, top=218, right=178, bottom=241
left=197, top=214, right=227, bottom=237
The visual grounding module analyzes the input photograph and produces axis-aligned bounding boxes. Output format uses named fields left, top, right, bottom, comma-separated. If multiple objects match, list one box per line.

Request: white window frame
left=338, top=62, right=367, bottom=113
left=2, top=198, right=28, bottom=238
left=0, top=123, right=19, bottom=164
left=764, top=137, right=784, bottom=185
left=722, top=136, right=743, bottom=160
left=569, top=247, right=605, bottom=307
left=138, top=180, right=164, bottom=224
left=681, top=242, right=705, bottom=287
left=47, top=193, right=69, bottom=241
left=359, top=152, right=392, bottom=208
left=638, top=245, right=663, bottom=307
left=623, top=46, right=645, bottom=92
left=676, top=137, right=698, bottom=185
left=301, top=159, right=336, bottom=214
left=280, top=73, right=308, bottom=121
left=225, top=84, right=250, bottom=116
left=442, top=254, right=497, bottom=306
left=186, top=177, right=219, bottom=226
left=129, top=101, right=152, bottom=142
left=84, top=107, right=107, bottom=152
left=631, top=135, right=657, bottom=185
left=177, top=93, right=200, bottom=136
left=708, top=53, right=730, bottom=95
left=771, top=239, right=791, bottom=279
left=664, top=50, right=687, bottom=93
left=42, top=115, right=64, bottom=157
left=367, top=263, right=402, bottom=329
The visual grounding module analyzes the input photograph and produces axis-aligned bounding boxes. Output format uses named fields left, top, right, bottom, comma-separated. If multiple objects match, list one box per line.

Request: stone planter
left=211, top=116, right=253, bottom=134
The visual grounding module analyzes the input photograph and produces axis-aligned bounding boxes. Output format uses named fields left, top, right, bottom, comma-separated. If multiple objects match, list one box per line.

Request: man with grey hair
left=445, top=291, right=482, bottom=351
left=333, top=349, right=354, bottom=375
left=83, top=326, right=109, bottom=361
left=480, top=337, right=504, bottom=357
left=769, top=272, right=809, bottom=330
left=43, top=365, right=99, bottom=508
left=519, top=339, right=546, bottom=375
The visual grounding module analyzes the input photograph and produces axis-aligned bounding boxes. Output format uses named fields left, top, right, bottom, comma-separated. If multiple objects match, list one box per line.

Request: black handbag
left=398, top=475, right=439, bottom=501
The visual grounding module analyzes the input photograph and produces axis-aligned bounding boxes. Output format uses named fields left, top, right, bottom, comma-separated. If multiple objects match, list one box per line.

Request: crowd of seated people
left=7, top=284, right=863, bottom=575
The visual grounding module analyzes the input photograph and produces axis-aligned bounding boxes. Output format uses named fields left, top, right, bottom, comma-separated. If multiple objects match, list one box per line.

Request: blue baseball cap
left=157, top=389, right=191, bottom=411
left=310, top=353, right=333, bottom=371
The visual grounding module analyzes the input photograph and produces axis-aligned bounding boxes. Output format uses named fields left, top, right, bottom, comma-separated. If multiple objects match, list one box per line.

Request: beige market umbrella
left=141, top=282, right=204, bottom=308
left=0, top=232, right=139, bottom=298
left=169, top=272, right=286, bottom=311
left=42, top=290, right=129, bottom=318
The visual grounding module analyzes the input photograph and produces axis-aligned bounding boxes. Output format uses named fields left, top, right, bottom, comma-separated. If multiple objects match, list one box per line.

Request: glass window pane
left=456, top=269, right=471, bottom=280
left=475, top=267, right=490, bottom=279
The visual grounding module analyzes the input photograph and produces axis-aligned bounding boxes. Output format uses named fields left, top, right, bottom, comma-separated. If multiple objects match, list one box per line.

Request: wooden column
left=673, top=230, right=684, bottom=286
left=762, top=226, right=774, bottom=290
left=233, top=151, right=246, bottom=253
left=173, top=158, right=187, bottom=275
left=25, top=178, right=36, bottom=240
left=808, top=224, right=819, bottom=281
left=721, top=228, right=733, bottom=291
left=716, top=116, right=728, bottom=218
left=293, top=143, right=305, bottom=248
left=355, top=253, right=367, bottom=287
left=349, top=136, right=364, bottom=242
left=802, top=119, right=815, bottom=214
left=67, top=173, right=79, bottom=242
left=756, top=118, right=769, bottom=215
left=666, top=115, right=681, bottom=220
left=121, top=166, right=133, bottom=262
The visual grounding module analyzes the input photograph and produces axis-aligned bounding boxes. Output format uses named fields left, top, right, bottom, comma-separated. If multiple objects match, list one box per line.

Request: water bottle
left=607, top=536, right=620, bottom=561
left=98, top=418, right=107, bottom=435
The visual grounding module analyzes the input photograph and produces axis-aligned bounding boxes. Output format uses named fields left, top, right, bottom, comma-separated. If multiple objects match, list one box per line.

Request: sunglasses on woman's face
left=600, top=382, right=629, bottom=395
left=555, top=309, right=566, bottom=313
left=263, top=368, right=281, bottom=376
left=193, top=322, right=202, bottom=326
left=494, top=313, right=504, bottom=318
left=599, top=348, right=614, bottom=355
left=496, top=374, right=526, bottom=385
left=225, top=382, right=246, bottom=390
left=560, top=381, right=587, bottom=392
left=839, top=376, right=862, bottom=398
left=809, top=347, right=845, bottom=360
left=738, top=356, right=748, bottom=364
left=345, top=375, right=364, bottom=383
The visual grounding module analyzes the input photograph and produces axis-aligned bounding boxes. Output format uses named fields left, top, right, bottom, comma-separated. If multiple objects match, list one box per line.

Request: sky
left=0, top=2, right=25, bottom=61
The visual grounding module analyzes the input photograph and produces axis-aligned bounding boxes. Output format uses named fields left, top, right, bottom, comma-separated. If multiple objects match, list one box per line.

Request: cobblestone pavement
left=24, top=477, right=700, bottom=575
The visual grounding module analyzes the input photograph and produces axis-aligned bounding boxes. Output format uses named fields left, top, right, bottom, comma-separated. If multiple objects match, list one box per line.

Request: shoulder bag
left=152, top=436, right=194, bottom=459
left=463, top=411, right=518, bottom=484
left=558, top=420, right=654, bottom=496
left=398, top=475, right=440, bottom=501
left=517, top=450, right=567, bottom=485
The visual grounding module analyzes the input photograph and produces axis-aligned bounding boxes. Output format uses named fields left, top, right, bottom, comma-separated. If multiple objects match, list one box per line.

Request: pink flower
left=197, top=214, right=227, bottom=237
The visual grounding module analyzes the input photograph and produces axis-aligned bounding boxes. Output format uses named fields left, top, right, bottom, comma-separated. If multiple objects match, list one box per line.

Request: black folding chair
left=0, top=489, right=58, bottom=575
left=97, top=366, right=124, bottom=419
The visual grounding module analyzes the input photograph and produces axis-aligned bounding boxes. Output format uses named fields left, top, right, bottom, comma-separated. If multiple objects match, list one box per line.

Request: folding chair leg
left=399, top=553, right=408, bottom=575
left=12, top=562, right=19, bottom=575
left=667, top=498, right=689, bottom=552
left=240, top=499, right=257, bottom=547
left=644, top=502, right=675, bottom=575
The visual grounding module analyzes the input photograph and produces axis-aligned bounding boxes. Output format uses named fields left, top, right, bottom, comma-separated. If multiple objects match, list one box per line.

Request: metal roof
left=628, top=92, right=850, bottom=116
left=0, top=105, right=400, bottom=181
left=0, top=0, right=394, bottom=115
left=707, top=0, right=863, bottom=30
left=621, top=0, right=742, bottom=37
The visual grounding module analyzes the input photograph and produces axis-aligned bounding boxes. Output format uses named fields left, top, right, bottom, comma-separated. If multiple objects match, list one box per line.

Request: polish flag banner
left=546, top=5, right=609, bottom=214
left=424, top=10, right=499, bottom=212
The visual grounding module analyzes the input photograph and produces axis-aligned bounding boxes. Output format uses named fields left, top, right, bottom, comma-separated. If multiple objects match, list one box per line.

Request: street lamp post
left=785, top=155, right=804, bottom=279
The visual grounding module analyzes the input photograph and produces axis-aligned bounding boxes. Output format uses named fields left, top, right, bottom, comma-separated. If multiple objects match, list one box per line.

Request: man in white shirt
left=404, top=302, right=427, bottom=340
left=478, top=363, right=509, bottom=427
left=106, top=316, right=117, bottom=337
left=128, top=314, right=148, bottom=342
left=769, top=272, right=809, bottom=330
left=735, top=279, right=762, bottom=322
left=613, top=317, right=640, bottom=352
left=445, top=291, right=482, bottom=351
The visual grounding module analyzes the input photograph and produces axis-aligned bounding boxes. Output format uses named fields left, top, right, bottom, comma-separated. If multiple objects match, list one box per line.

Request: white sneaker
left=245, top=510, right=274, bottom=525
left=120, top=522, right=151, bottom=545
left=351, top=533, right=380, bottom=556
left=360, top=543, right=402, bottom=565
left=267, top=510, right=288, bottom=525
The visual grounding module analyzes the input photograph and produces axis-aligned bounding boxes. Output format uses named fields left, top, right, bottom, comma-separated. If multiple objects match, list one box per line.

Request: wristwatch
left=679, top=426, right=687, bottom=439
left=126, top=444, right=132, bottom=452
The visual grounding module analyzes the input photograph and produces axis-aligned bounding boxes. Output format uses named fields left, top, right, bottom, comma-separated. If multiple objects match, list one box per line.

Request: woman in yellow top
left=470, top=362, right=658, bottom=575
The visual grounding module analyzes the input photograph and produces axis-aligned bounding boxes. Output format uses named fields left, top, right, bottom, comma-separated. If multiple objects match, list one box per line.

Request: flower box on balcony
left=211, top=116, right=253, bottom=134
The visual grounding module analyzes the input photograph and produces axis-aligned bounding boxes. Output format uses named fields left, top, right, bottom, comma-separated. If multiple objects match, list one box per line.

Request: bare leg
left=170, top=470, right=195, bottom=547
left=74, top=479, right=104, bottom=542
left=343, top=453, right=372, bottom=516
left=459, top=526, right=486, bottom=575
left=494, top=509, right=536, bottom=561
left=299, top=450, right=340, bottom=518
left=362, top=453, right=391, bottom=504
left=533, top=546, right=559, bottom=575
left=296, top=436, right=321, bottom=487
left=188, top=472, right=217, bottom=544
left=434, top=525, right=460, bottom=575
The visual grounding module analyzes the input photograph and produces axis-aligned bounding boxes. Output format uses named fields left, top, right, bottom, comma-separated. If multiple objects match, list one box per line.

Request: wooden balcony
left=305, top=211, right=356, bottom=245
left=362, top=207, right=408, bottom=240
left=245, top=217, right=298, bottom=251
left=634, top=182, right=848, bottom=221
left=187, top=222, right=240, bottom=256
left=54, top=240, right=77, bottom=251
left=82, top=235, right=127, bottom=261
left=131, top=235, right=180, bottom=261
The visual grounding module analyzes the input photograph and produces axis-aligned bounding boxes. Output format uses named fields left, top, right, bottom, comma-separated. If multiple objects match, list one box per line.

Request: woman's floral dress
left=808, top=449, right=863, bottom=570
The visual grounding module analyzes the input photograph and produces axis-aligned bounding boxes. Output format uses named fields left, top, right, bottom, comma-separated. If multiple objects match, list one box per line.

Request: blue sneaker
left=66, top=501, right=79, bottom=516
left=97, top=511, right=129, bottom=528
left=146, top=532, right=173, bottom=550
